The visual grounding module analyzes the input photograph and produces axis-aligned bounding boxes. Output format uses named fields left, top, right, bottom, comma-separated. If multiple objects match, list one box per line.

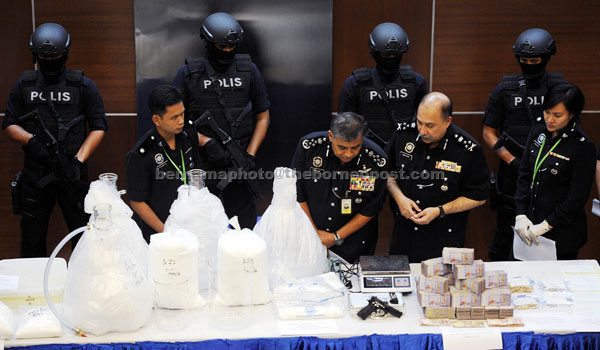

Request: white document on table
left=592, top=198, right=600, bottom=217
left=0, top=274, right=19, bottom=290
left=278, top=319, right=339, bottom=336
left=442, top=328, right=503, bottom=350
left=513, top=229, right=557, bottom=261
left=519, top=311, right=574, bottom=333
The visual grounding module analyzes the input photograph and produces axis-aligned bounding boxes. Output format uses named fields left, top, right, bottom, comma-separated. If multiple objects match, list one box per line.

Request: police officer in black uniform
left=126, top=85, right=201, bottom=242
left=291, top=112, right=388, bottom=264
left=387, top=93, right=488, bottom=263
left=173, top=12, right=270, bottom=229
left=3, top=23, right=108, bottom=257
left=514, top=83, right=595, bottom=259
left=483, top=28, right=567, bottom=261
left=338, top=22, right=427, bottom=147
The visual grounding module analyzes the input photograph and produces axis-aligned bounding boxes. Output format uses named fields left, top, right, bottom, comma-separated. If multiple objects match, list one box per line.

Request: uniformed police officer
left=386, top=92, right=488, bottom=263
left=291, top=112, right=388, bottom=263
left=3, top=23, right=108, bottom=257
left=173, top=12, right=270, bottom=229
left=126, top=85, right=201, bottom=242
left=338, top=22, right=427, bottom=147
left=483, top=28, right=568, bottom=261
left=514, top=84, right=595, bottom=260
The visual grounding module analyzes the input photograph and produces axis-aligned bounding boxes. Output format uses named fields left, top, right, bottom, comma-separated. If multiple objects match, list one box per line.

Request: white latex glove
left=528, top=220, right=552, bottom=245
left=515, top=215, right=534, bottom=246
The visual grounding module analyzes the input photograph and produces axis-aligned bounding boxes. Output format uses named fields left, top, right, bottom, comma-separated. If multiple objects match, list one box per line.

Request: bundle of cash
left=421, top=257, right=452, bottom=277
left=420, top=318, right=453, bottom=326
left=508, top=276, right=533, bottom=293
left=456, top=307, right=471, bottom=320
left=487, top=317, right=524, bottom=327
left=484, top=270, right=508, bottom=289
left=499, top=306, right=514, bottom=318
left=424, top=306, right=455, bottom=319
left=481, top=287, right=511, bottom=306
left=451, top=290, right=481, bottom=307
left=484, top=305, right=499, bottom=319
left=442, top=247, right=474, bottom=265
left=418, top=275, right=449, bottom=294
left=470, top=306, right=485, bottom=320
left=455, top=277, right=485, bottom=294
left=452, top=320, right=486, bottom=328
left=418, top=290, right=451, bottom=307
left=453, top=260, right=485, bottom=279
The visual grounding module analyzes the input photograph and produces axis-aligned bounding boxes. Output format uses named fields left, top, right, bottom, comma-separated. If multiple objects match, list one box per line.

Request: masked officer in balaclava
left=483, top=28, right=567, bottom=261
left=3, top=23, right=108, bottom=257
left=338, top=22, right=427, bottom=148
left=173, top=12, right=270, bottom=229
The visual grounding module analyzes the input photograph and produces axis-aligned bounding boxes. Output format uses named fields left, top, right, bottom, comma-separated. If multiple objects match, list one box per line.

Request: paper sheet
left=442, top=328, right=503, bottom=350
left=513, top=229, right=556, bottom=261
left=278, top=319, right=339, bottom=336
left=519, top=311, right=574, bottom=333
left=0, top=275, right=19, bottom=290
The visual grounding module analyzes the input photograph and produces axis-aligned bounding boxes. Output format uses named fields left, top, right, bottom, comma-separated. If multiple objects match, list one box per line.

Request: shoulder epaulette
left=22, top=70, right=38, bottom=82
left=185, top=57, right=205, bottom=74
left=452, top=131, right=480, bottom=152
left=235, top=54, right=252, bottom=72
left=301, top=133, right=328, bottom=150
left=65, top=69, right=83, bottom=82
left=136, top=133, right=157, bottom=155
left=352, top=67, right=371, bottom=82
left=363, top=146, right=387, bottom=168
left=396, top=120, right=417, bottom=132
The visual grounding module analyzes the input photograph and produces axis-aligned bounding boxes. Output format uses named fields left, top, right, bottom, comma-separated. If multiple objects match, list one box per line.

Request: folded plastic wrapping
left=164, top=185, right=229, bottom=288
left=149, top=228, right=205, bottom=309
left=214, top=217, right=271, bottom=306
left=0, top=301, right=13, bottom=339
left=62, top=179, right=153, bottom=335
left=272, top=272, right=347, bottom=319
left=254, top=167, right=328, bottom=286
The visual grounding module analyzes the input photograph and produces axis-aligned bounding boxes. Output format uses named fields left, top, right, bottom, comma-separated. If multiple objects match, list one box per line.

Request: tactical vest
left=353, top=66, right=417, bottom=142
left=20, top=70, right=86, bottom=156
left=501, top=72, right=564, bottom=147
left=184, top=55, right=255, bottom=148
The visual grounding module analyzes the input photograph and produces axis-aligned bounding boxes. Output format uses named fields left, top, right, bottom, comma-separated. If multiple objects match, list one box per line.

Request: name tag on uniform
left=350, top=175, right=375, bottom=191
left=435, top=160, right=461, bottom=173
left=341, top=198, right=352, bottom=214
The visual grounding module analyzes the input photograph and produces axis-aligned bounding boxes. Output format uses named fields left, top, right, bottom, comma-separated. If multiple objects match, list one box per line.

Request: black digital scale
left=359, top=255, right=412, bottom=293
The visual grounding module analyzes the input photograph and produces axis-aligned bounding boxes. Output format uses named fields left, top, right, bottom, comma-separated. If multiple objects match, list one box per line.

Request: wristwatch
left=438, top=205, right=445, bottom=219
left=333, top=231, right=344, bottom=246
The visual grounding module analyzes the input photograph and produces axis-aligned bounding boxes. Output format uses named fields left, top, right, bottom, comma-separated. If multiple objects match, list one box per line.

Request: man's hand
left=316, top=229, right=335, bottom=248
left=396, top=195, right=422, bottom=219
left=529, top=220, right=552, bottom=245
left=25, top=135, right=50, bottom=164
left=411, top=207, right=440, bottom=225
left=514, top=215, right=534, bottom=246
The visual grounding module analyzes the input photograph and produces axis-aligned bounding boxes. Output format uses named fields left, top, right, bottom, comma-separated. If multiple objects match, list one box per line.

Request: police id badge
left=341, top=198, right=352, bottom=214
left=350, top=175, right=376, bottom=191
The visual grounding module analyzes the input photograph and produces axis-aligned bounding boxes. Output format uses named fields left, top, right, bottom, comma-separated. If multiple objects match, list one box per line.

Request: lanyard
left=163, top=148, right=187, bottom=185
left=531, top=136, right=561, bottom=188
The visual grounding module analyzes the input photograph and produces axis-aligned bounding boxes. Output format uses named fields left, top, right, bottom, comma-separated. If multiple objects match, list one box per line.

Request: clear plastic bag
left=61, top=179, right=153, bottom=335
left=14, top=306, right=61, bottom=339
left=0, top=301, right=13, bottom=339
left=254, top=167, right=328, bottom=286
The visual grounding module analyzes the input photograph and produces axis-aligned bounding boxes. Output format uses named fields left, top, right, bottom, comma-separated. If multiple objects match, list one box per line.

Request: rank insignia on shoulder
left=435, top=160, right=461, bottom=173
left=302, top=136, right=328, bottom=150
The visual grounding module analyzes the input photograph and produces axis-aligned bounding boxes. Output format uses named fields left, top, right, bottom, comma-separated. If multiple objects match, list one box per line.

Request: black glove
left=24, top=135, right=50, bottom=164
left=244, top=152, right=256, bottom=170
left=509, top=157, right=521, bottom=174
left=71, top=158, right=84, bottom=182
left=203, top=139, right=231, bottom=167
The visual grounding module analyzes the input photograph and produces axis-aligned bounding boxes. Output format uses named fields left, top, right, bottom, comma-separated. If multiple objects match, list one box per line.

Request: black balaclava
left=373, top=52, right=403, bottom=75
left=207, top=44, right=236, bottom=72
left=517, top=56, right=549, bottom=83
left=37, top=55, right=67, bottom=82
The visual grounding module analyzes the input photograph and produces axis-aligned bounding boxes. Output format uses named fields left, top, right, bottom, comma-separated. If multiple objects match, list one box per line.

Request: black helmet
left=512, top=28, right=556, bottom=57
left=29, top=23, right=70, bottom=58
left=369, top=22, right=409, bottom=54
left=200, top=12, right=243, bottom=45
